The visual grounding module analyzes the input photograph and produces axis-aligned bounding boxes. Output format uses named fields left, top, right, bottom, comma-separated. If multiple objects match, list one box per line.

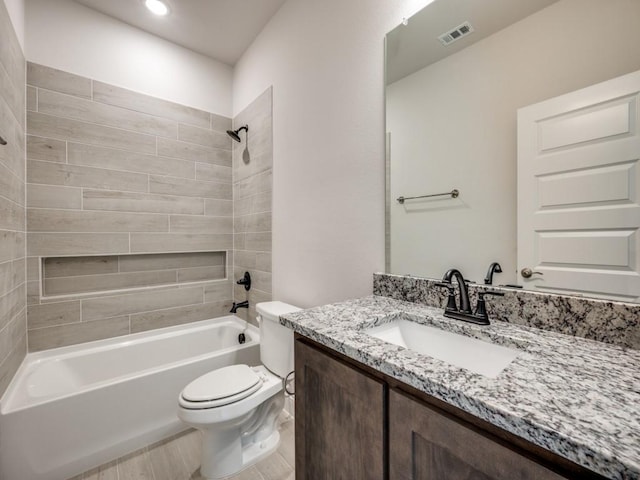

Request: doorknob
left=521, top=268, right=543, bottom=279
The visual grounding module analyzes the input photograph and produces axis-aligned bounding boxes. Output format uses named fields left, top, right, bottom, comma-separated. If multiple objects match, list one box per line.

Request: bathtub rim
left=1, top=315, right=259, bottom=414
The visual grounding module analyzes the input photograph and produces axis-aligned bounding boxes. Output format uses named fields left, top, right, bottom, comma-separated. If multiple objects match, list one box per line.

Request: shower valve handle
left=237, top=272, right=252, bottom=291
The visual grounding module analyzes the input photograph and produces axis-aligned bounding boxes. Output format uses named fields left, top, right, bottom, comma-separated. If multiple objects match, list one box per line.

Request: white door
left=517, top=70, right=640, bottom=302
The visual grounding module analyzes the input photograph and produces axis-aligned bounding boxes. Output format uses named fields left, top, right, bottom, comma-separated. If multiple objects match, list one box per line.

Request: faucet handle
left=434, top=282, right=457, bottom=312
left=473, top=290, right=505, bottom=323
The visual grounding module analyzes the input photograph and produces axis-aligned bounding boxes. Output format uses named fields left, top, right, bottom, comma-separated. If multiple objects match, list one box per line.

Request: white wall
left=25, top=0, right=232, bottom=116
left=3, top=0, right=24, bottom=49
left=387, top=0, right=640, bottom=285
left=233, top=0, right=433, bottom=308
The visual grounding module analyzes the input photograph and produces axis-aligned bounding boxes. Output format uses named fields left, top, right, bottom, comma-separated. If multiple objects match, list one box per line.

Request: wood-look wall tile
left=245, top=233, right=272, bottom=252
left=10, top=258, right=25, bottom=289
left=130, top=300, right=230, bottom=334
left=67, top=143, right=194, bottom=178
left=234, top=212, right=271, bottom=233
left=234, top=233, right=246, bottom=251
left=28, top=160, right=148, bottom=192
left=27, top=184, right=82, bottom=209
left=26, top=86, right=37, bottom=112
left=26, top=135, right=66, bottom=163
left=93, top=81, right=211, bottom=129
left=0, top=9, right=25, bottom=114
left=28, top=111, right=156, bottom=155
left=195, top=163, right=232, bottom=183
left=27, top=63, right=91, bottom=99
left=82, top=286, right=203, bottom=321
left=26, top=257, right=39, bottom=281
left=38, top=89, right=177, bottom=139
left=0, top=309, right=26, bottom=365
left=157, top=137, right=231, bottom=167
left=0, top=259, right=24, bottom=296
left=210, top=113, right=232, bottom=133
left=170, top=215, right=232, bottom=234
left=27, top=300, right=80, bottom=329
left=44, top=270, right=177, bottom=296
left=28, top=316, right=130, bottom=352
left=236, top=268, right=271, bottom=294
left=233, top=145, right=273, bottom=185
left=27, top=281, right=40, bottom=305
left=0, top=333, right=26, bottom=397
left=0, top=58, right=23, bottom=127
left=28, top=209, right=169, bottom=233
left=82, top=190, right=204, bottom=215
left=178, top=123, right=230, bottom=150
left=0, top=231, right=24, bottom=264
left=0, top=162, right=25, bottom=206
left=177, top=265, right=225, bottom=283
left=149, top=176, right=232, bottom=199
left=0, top=285, right=25, bottom=333
left=130, top=233, right=232, bottom=253
left=234, top=250, right=257, bottom=270
left=204, top=199, right=233, bottom=217
left=250, top=191, right=272, bottom=214
left=119, top=252, right=225, bottom=272
left=44, top=255, right=117, bottom=278
left=0, top=129, right=24, bottom=184
left=203, top=280, right=233, bottom=303
left=234, top=169, right=272, bottom=199
left=27, top=233, right=130, bottom=256
left=256, top=253, right=272, bottom=272
left=0, top=195, right=26, bottom=231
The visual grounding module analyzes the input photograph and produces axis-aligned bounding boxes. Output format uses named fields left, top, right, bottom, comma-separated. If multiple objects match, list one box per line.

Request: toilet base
left=197, top=389, right=285, bottom=479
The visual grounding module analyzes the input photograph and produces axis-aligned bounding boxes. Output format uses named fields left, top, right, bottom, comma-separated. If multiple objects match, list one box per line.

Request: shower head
left=226, top=125, right=249, bottom=143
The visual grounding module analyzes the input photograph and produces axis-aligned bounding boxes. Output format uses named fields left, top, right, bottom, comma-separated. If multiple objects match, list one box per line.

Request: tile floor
left=69, top=413, right=295, bottom=480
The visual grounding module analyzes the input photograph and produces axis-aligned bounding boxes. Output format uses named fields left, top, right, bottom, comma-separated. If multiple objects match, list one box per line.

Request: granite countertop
left=280, top=295, right=640, bottom=480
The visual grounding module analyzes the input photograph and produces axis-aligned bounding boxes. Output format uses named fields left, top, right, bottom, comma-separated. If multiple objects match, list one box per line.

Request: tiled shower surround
left=231, top=88, right=273, bottom=324
left=24, top=63, right=273, bottom=351
left=0, top=1, right=26, bottom=396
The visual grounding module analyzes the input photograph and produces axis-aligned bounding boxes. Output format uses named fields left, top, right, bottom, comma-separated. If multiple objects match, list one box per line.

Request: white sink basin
left=365, top=318, right=520, bottom=378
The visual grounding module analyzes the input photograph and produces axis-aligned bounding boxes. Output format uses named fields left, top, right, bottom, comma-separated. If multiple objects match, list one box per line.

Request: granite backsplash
left=373, top=273, right=640, bottom=350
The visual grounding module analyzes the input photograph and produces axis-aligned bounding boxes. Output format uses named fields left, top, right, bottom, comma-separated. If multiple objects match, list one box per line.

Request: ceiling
left=386, top=0, right=559, bottom=84
left=73, top=0, right=287, bottom=66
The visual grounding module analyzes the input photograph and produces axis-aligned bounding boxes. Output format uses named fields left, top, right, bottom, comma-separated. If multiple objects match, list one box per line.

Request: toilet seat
left=180, top=365, right=262, bottom=409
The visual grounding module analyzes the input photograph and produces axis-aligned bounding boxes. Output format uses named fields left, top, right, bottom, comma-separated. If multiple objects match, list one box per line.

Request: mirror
left=385, top=0, right=640, bottom=301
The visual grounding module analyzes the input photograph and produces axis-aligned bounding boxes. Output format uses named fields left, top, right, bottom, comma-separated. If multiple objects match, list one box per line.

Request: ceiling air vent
left=438, top=21, right=474, bottom=46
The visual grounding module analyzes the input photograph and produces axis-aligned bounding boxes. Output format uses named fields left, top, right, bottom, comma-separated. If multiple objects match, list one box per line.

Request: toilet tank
left=256, top=301, right=300, bottom=378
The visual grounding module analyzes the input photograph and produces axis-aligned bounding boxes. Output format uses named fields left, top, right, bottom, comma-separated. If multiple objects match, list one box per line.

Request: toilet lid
left=181, top=364, right=261, bottom=403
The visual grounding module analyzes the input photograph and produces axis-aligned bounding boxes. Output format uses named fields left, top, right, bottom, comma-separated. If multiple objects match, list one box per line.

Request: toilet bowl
left=177, top=301, right=300, bottom=479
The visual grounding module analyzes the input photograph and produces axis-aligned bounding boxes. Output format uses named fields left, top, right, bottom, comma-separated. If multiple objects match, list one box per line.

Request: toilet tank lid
left=256, top=301, right=301, bottom=319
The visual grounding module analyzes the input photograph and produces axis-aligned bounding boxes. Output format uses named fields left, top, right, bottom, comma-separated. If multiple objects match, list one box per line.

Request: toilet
left=177, top=301, right=300, bottom=479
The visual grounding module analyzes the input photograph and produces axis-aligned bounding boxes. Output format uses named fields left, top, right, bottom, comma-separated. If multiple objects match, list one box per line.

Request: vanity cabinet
left=294, top=336, right=605, bottom=480
left=389, top=389, right=565, bottom=480
left=294, top=334, right=385, bottom=479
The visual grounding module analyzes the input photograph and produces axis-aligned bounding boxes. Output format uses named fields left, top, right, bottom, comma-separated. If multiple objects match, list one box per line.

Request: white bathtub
left=0, top=315, right=260, bottom=480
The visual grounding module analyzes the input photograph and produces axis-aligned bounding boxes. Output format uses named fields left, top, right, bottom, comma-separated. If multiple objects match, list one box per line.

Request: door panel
left=518, top=70, right=640, bottom=301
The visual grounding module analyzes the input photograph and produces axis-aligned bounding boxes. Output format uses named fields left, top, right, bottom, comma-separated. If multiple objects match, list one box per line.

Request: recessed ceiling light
left=145, top=0, right=169, bottom=16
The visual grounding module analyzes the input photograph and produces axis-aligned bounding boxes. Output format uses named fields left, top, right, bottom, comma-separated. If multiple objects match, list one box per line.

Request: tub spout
left=230, top=301, right=249, bottom=313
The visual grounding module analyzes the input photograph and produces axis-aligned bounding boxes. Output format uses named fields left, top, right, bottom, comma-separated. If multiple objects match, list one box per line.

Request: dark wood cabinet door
left=389, top=389, right=568, bottom=480
left=295, top=339, right=386, bottom=480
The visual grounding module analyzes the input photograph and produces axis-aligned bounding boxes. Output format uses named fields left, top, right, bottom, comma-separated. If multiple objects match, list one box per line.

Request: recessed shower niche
left=41, top=251, right=226, bottom=297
